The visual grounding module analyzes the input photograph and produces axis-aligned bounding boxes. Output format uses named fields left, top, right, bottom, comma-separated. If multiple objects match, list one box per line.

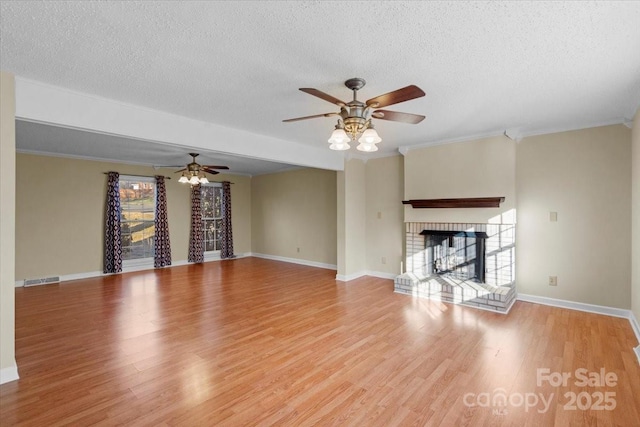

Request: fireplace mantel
left=402, top=197, right=505, bottom=209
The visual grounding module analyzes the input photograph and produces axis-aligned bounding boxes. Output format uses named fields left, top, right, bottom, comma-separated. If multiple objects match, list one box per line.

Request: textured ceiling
left=2, top=1, right=640, bottom=172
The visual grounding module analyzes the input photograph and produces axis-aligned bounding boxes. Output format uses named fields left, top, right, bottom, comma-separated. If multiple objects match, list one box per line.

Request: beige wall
left=337, top=158, right=366, bottom=277
left=365, top=156, right=404, bottom=275
left=344, top=159, right=366, bottom=275
left=632, top=109, right=640, bottom=322
left=15, top=153, right=251, bottom=280
left=251, top=167, right=336, bottom=265
left=404, top=136, right=517, bottom=224
left=516, top=125, right=632, bottom=309
left=337, top=169, right=345, bottom=274
left=0, top=72, right=17, bottom=377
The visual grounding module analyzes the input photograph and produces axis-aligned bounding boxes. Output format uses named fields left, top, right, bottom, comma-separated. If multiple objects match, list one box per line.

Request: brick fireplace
left=394, top=222, right=516, bottom=313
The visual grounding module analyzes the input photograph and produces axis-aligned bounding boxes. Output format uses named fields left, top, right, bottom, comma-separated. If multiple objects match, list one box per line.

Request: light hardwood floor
left=1, top=257, right=639, bottom=426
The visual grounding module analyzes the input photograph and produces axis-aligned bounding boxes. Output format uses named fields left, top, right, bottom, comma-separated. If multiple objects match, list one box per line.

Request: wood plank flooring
left=1, top=257, right=639, bottom=426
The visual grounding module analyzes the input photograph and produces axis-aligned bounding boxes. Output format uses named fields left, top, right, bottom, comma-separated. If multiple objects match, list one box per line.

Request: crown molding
left=398, top=130, right=506, bottom=154
left=626, top=98, right=640, bottom=121
left=503, top=129, right=522, bottom=142
left=516, top=117, right=629, bottom=140
left=398, top=118, right=631, bottom=154
left=623, top=119, right=633, bottom=129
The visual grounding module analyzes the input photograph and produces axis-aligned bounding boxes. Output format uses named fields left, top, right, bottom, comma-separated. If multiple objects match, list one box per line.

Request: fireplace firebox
left=419, top=230, right=488, bottom=283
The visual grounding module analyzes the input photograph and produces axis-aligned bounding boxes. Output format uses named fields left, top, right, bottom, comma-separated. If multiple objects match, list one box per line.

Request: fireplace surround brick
left=395, top=222, right=516, bottom=313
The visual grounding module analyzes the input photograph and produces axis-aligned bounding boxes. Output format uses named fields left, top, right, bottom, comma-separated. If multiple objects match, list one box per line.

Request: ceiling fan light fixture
left=170, top=153, right=230, bottom=185
left=358, top=126, right=382, bottom=145
left=356, top=141, right=378, bottom=152
left=328, top=124, right=351, bottom=145
left=329, top=141, right=351, bottom=151
left=284, top=78, right=425, bottom=153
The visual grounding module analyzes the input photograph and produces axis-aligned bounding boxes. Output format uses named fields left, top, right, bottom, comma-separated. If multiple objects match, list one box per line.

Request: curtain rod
left=103, top=172, right=171, bottom=179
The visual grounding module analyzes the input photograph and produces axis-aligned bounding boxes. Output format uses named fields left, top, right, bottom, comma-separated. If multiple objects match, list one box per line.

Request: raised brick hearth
left=395, top=222, right=516, bottom=313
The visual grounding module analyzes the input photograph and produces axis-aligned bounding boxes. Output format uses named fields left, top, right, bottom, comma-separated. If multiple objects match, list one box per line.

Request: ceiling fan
left=159, top=153, right=229, bottom=185
left=283, top=78, right=425, bottom=152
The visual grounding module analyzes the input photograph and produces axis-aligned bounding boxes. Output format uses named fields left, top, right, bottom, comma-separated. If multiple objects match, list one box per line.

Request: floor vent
left=23, top=276, right=60, bottom=287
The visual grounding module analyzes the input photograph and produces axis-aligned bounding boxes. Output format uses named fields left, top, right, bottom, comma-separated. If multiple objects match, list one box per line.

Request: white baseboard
left=63, top=270, right=105, bottom=281
left=517, top=293, right=631, bottom=319
left=0, top=361, right=19, bottom=385
left=630, top=311, right=640, bottom=346
left=15, top=258, right=393, bottom=286
left=14, top=254, right=252, bottom=287
left=335, top=271, right=367, bottom=282
left=15, top=271, right=104, bottom=287
left=630, top=312, right=640, bottom=365
left=250, top=253, right=337, bottom=271
left=518, top=293, right=640, bottom=364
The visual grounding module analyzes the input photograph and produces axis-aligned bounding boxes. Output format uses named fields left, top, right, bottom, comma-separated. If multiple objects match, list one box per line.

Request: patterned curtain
left=220, top=181, right=235, bottom=259
left=188, top=183, right=204, bottom=263
left=104, top=172, right=122, bottom=274
left=154, top=176, right=172, bottom=268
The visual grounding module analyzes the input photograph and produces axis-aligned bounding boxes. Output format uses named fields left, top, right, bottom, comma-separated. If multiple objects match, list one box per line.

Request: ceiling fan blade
left=366, top=85, right=425, bottom=108
left=173, top=168, right=187, bottom=173
left=202, top=165, right=229, bottom=170
left=201, top=168, right=220, bottom=175
left=372, top=110, right=425, bottom=124
left=299, top=88, right=346, bottom=107
left=283, top=112, right=339, bottom=122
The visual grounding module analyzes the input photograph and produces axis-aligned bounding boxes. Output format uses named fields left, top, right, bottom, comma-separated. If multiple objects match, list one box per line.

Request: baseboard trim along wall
left=630, top=312, right=640, bottom=346
left=518, top=293, right=640, bottom=363
left=0, top=361, right=19, bottom=385
left=14, top=253, right=251, bottom=287
left=335, top=271, right=367, bottom=282
left=249, top=253, right=337, bottom=271
left=517, top=293, right=632, bottom=319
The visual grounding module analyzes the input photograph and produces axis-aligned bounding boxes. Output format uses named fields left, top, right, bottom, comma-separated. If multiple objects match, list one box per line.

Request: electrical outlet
left=549, top=276, right=558, bottom=286
left=296, top=247, right=300, bottom=253
left=550, top=212, right=558, bottom=222
left=381, top=257, right=386, bottom=265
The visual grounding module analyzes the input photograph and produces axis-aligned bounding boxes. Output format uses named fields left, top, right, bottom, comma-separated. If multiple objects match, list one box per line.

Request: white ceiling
left=2, top=1, right=639, bottom=174
left=15, top=121, right=298, bottom=176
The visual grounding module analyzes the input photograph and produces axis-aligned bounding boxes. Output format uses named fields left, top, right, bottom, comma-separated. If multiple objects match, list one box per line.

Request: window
left=201, top=183, right=223, bottom=252
left=119, top=176, right=156, bottom=260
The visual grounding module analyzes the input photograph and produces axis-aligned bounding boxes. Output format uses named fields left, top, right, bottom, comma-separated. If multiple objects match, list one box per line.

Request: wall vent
left=23, top=276, right=60, bottom=287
